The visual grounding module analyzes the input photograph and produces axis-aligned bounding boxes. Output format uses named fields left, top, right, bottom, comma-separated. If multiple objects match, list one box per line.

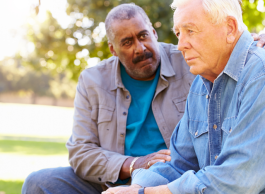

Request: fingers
left=251, top=33, right=259, bottom=41
left=103, top=187, right=139, bottom=194
left=257, top=39, right=265, bottom=48
left=157, top=149, right=171, bottom=155
left=152, top=153, right=171, bottom=162
left=103, top=187, right=123, bottom=194
left=254, top=33, right=265, bottom=48
left=147, top=159, right=166, bottom=168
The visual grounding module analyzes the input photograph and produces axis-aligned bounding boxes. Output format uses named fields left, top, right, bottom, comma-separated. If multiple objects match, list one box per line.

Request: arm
left=66, top=73, right=130, bottom=184
left=167, top=75, right=265, bottom=193
left=66, top=73, right=171, bottom=184
left=104, top=98, right=200, bottom=194
left=106, top=71, right=265, bottom=194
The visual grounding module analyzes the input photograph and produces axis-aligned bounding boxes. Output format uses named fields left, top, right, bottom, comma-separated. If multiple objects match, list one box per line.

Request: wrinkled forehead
left=111, top=16, right=152, bottom=42
left=173, top=2, right=209, bottom=30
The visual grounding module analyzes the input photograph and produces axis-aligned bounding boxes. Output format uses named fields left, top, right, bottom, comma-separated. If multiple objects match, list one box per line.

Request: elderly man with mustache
left=104, top=0, right=265, bottom=194
left=22, top=2, right=265, bottom=194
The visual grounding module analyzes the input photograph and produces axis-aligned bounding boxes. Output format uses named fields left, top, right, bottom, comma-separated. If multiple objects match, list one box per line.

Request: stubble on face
left=173, top=0, right=234, bottom=82
left=110, top=15, right=161, bottom=81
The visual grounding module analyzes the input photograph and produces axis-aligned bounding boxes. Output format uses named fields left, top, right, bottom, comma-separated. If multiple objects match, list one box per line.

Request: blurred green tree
left=26, top=0, right=265, bottom=82
left=0, top=57, right=76, bottom=104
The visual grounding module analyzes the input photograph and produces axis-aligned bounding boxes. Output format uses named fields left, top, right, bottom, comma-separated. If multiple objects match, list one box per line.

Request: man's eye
left=140, top=34, right=148, bottom=39
left=124, top=40, right=131, bottom=45
left=176, top=32, right=180, bottom=38
left=188, top=30, right=194, bottom=34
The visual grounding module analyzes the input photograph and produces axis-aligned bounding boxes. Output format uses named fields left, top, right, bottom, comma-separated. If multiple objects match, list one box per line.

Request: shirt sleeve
left=133, top=73, right=265, bottom=193
left=132, top=98, right=202, bottom=191
left=168, top=75, right=265, bottom=193
left=66, top=72, right=130, bottom=184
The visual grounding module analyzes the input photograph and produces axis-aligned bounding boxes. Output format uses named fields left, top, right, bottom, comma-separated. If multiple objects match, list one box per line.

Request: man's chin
left=189, top=67, right=200, bottom=75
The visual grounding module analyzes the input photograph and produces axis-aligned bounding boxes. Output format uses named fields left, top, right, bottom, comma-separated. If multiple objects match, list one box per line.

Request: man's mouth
left=185, top=57, right=198, bottom=63
left=132, top=52, right=153, bottom=64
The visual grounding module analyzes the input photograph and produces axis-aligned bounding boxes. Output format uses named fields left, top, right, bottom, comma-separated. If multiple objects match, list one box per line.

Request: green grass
left=0, top=140, right=68, bottom=155
left=0, top=180, right=24, bottom=194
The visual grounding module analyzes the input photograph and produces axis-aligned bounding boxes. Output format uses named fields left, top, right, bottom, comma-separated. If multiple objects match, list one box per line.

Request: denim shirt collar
left=111, top=43, right=175, bottom=90
left=200, top=30, right=253, bottom=92
left=223, top=30, right=253, bottom=82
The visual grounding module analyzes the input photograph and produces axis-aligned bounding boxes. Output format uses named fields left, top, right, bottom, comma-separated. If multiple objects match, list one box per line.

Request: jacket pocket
left=98, top=106, right=115, bottom=124
left=173, top=97, right=187, bottom=113
left=91, top=105, right=115, bottom=124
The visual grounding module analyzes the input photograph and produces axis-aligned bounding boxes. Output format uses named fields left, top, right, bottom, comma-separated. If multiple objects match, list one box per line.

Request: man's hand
left=133, top=149, right=171, bottom=170
left=103, top=184, right=141, bottom=194
left=103, top=185, right=173, bottom=194
left=251, top=33, right=265, bottom=48
left=119, top=149, right=171, bottom=180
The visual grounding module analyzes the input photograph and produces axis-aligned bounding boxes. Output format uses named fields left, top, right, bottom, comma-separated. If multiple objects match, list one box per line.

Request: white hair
left=171, top=0, right=247, bottom=32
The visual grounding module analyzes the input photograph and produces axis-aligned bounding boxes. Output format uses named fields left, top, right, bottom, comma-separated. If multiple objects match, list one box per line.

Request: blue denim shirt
left=132, top=31, right=265, bottom=194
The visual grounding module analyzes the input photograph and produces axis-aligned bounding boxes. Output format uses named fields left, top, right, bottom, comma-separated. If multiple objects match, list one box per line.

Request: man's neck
left=204, top=31, right=243, bottom=83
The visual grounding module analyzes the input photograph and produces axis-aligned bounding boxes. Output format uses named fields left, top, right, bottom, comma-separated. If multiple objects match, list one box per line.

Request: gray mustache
left=132, top=52, right=153, bottom=64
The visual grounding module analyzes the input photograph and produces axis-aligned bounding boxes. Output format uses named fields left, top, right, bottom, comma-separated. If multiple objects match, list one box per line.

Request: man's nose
left=134, top=39, right=146, bottom=54
left=177, top=34, right=191, bottom=51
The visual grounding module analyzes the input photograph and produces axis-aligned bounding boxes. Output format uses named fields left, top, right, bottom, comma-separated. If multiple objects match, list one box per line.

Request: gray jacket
left=66, top=42, right=195, bottom=185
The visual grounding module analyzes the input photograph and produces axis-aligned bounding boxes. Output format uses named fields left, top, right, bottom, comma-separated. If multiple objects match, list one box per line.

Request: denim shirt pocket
left=189, top=120, right=208, bottom=138
left=173, top=97, right=187, bottom=113
left=189, top=120, right=209, bottom=168
left=221, top=117, right=237, bottom=144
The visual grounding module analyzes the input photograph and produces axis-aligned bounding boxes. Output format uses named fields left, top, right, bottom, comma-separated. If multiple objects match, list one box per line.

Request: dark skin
left=119, top=149, right=171, bottom=180
left=109, top=29, right=265, bottom=181
left=116, top=31, right=265, bottom=181
left=108, top=14, right=171, bottom=180
left=107, top=15, right=265, bottom=184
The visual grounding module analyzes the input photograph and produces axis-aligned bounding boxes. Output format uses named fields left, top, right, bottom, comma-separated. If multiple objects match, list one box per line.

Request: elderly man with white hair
left=104, top=0, right=265, bottom=194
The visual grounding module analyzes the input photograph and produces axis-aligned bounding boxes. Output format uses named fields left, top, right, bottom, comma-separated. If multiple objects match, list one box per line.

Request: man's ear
left=152, top=27, right=158, bottom=40
left=108, top=41, right=118, bottom=56
left=226, top=16, right=238, bottom=44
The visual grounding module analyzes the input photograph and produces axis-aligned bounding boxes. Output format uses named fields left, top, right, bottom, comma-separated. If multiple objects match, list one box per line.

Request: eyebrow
left=120, top=36, right=133, bottom=45
left=182, top=23, right=197, bottom=28
left=120, top=30, right=149, bottom=44
left=173, top=23, right=198, bottom=33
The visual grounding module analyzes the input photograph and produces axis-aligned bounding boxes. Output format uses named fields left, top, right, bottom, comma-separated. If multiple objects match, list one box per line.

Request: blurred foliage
left=242, top=0, right=265, bottom=32
left=25, top=0, right=265, bottom=81
left=18, top=0, right=265, bottom=85
left=0, top=57, right=76, bottom=103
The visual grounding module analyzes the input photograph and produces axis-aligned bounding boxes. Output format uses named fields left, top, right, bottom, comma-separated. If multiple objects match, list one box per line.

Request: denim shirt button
left=206, top=95, right=209, bottom=99
left=195, top=131, right=198, bottom=136
left=229, top=128, right=232, bottom=133
left=215, top=155, right=218, bottom=160
left=213, top=124, right=217, bottom=130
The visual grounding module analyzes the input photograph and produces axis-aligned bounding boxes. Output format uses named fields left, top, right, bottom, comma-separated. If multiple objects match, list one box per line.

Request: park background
left=0, top=0, right=264, bottom=193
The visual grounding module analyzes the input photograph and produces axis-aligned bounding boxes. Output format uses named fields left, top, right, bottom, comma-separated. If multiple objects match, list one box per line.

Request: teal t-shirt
left=120, top=64, right=167, bottom=157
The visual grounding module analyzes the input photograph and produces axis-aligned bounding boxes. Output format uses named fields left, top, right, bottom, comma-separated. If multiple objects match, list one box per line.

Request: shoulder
left=79, top=56, right=117, bottom=89
left=188, top=76, right=206, bottom=96
left=159, top=42, right=184, bottom=60
left=239, top=45, right=265, bottom=87
left=159, top=42, right=195, bottom=81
